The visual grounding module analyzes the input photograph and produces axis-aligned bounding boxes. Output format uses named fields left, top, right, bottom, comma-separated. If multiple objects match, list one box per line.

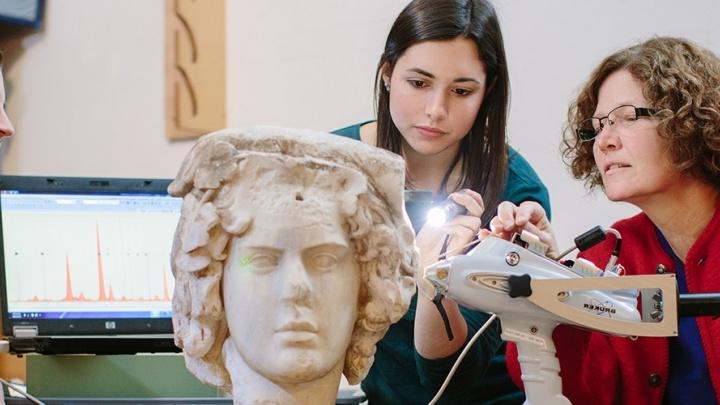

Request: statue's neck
left=222, top=339, right=343, bottom=405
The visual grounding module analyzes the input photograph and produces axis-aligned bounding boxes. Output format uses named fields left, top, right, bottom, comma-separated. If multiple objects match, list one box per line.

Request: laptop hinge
left=13, top=325, right=38, bottom=338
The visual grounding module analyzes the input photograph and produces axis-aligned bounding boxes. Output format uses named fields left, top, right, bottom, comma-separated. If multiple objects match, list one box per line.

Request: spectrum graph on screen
left=1, top=191, right=182, bottom=320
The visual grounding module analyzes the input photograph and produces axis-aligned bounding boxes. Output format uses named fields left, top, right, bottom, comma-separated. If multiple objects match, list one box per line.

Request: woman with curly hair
left=493, top=36, right=720, bottom=404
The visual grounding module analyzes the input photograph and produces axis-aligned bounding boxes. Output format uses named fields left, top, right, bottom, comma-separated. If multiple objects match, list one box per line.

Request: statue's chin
left=248, top=349, right=336, bottom=385
left=224, top=339, right=346, bottom=405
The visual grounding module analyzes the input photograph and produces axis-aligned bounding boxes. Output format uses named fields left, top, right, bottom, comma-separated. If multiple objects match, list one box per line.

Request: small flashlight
left=426, top=196, right=467, bottom=227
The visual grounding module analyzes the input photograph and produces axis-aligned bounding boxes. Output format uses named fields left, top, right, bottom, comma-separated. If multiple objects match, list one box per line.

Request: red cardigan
left=507, top=208, right=720, bottom=404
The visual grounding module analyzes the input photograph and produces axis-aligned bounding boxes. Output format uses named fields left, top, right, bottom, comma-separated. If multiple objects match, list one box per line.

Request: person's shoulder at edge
left=331, top=120, right=376, bottom=140
left=505, top=145, right=552, bottom=219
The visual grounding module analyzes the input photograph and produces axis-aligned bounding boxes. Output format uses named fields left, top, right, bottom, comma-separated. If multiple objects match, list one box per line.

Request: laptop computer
left=0, top=175, right=183, bottom=354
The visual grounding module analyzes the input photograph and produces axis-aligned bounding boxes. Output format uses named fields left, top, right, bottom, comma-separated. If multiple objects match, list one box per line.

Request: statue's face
left=223, top=206, right=360, bottom=384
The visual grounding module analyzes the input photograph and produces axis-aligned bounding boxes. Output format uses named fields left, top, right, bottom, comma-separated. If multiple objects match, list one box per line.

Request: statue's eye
left=249, top=253, right=278, bottom=270
left=311, top=253, right=339, bottom=272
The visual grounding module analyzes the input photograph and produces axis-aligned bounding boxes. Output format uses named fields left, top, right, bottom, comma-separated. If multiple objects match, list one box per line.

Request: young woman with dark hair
left=334, top=0, right=550, bottom=402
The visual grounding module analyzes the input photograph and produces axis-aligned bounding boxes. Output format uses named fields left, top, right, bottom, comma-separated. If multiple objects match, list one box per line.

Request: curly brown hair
left=562, top=37, right=720, bottom=190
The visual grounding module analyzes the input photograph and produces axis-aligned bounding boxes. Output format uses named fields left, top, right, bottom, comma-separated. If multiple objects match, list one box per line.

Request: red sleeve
left=554, top=325, right=595, bottom=403
left=506, top=341, right=523, bottom=389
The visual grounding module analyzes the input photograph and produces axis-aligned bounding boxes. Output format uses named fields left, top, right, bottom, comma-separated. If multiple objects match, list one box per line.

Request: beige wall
left=1, top=0, right=719, bottom=244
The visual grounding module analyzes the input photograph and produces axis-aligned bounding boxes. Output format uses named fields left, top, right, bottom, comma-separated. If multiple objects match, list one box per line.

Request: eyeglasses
left=576, top=104, right=658, bottom=142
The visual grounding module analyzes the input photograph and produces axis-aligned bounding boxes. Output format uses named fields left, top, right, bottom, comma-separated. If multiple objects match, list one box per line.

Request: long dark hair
left=375, top=0, right=509, bottom=224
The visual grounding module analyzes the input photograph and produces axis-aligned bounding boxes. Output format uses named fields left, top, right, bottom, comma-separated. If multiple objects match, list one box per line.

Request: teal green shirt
left=333, top=122, right=551, bottom=404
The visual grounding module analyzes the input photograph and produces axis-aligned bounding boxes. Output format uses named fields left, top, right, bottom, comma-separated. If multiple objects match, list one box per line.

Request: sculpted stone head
left=169, top=127, right=417, bottom=402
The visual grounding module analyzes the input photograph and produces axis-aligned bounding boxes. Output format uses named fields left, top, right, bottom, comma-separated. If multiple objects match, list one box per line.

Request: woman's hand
left=414, top=189, right=484, bottom=358
left=415, top=189, right=484, bottom=294
left=489, top=201, right=559, bottom=257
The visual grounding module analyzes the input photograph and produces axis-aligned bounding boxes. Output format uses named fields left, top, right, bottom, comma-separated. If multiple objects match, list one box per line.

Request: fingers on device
left=423, top=228, right=679, bottom=405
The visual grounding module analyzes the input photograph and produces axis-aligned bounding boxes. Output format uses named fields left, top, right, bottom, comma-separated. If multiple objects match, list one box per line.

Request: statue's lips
left=275, top=320, right=319, bottom=344
left=276, top=320, right=318, bottom=333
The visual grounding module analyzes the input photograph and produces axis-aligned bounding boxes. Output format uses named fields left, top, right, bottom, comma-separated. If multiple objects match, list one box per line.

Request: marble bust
left=169, top=127, right=417, bottom=404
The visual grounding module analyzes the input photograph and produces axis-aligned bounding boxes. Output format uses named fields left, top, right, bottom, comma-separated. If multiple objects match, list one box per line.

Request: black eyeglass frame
left=576, top=105, right=658, bottom=142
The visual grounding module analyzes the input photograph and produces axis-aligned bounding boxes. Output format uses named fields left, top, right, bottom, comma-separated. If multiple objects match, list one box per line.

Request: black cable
left=439, top=234, right=450, bottom=257
left=432, top=292, right=455, bottom=341
left=434, top=234, right=455, bottom=340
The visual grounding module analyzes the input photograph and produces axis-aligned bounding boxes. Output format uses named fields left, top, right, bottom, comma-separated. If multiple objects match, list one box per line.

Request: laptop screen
left=0, top=176, right=182, bottom=340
